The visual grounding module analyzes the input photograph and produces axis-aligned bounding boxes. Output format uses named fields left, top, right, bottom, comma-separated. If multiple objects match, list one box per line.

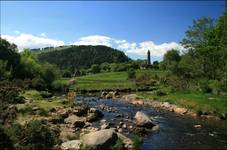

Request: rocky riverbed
left=28, top=93, right=227, bottom=150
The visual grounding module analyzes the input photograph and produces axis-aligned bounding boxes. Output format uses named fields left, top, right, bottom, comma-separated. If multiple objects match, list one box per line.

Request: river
left=76, top=95, right=227, bottom=150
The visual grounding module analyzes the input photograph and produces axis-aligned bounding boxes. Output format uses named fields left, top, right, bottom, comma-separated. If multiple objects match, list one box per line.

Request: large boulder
left=64, top=115, right=86, bottom=128
left=134, top=111, right=155, bottom=128
left=86, top=108, right=104, bottom=122
left=61, top=140, right=81, bottom=150
left=82, top=129, right=118, bottom=150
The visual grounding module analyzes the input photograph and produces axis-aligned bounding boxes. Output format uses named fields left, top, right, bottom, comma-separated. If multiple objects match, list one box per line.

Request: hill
left=36, top=45, right=130, bottom=69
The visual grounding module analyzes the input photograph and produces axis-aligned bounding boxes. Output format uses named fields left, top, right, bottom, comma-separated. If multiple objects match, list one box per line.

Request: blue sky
left=1, top=1, right=225, bottom=60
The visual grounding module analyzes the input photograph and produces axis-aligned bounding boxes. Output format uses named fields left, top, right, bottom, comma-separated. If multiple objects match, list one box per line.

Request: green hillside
left=36, top=45, right=130, bottom=69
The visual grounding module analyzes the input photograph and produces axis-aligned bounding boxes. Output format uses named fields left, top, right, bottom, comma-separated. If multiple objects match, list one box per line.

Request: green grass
left=58, top=70, right=227, bottom=116
left=16, top=90, right=70, bottom=124
left=62, top=70, right=165, bottom=91
left=137, top=91, right=227, bottom=114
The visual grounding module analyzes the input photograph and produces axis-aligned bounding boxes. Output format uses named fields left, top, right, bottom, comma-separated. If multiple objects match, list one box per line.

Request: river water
left=76, top=96, right=227, bottom=150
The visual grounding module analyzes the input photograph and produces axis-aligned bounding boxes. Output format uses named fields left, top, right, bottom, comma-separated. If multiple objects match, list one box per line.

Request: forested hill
left=36, top=45, right=130, bottom=69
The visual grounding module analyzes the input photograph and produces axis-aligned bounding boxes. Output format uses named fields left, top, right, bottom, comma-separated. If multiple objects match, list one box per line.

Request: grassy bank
left=16, top=90, right=69, bottom=124
left=137, top=91, right=227, bottom=115
left=58, top=70, right=227, bottom=116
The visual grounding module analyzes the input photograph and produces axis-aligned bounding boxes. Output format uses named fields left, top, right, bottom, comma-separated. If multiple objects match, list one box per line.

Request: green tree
left=0, top=60, right=11, bottom=80
left=91, top=64, right=101, bottom=74
left=0, top=38, right=20, bottom=79
left=161, top=49, right=181, bottom=74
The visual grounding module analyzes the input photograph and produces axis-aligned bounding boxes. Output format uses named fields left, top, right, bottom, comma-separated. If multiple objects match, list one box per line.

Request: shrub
left=40, top=91, right=52, bottom=98
left=132, top=134, right=142, bottom=150
left=91, top=64, right=101, bottom=74
left=0, top=125, right=15, bottom=150
left=19, top=120, right=58, bottom=149
left=52, top=80, right=69, bottom=92
left=127, top=69, right=136, bottom=80
left=155, top=90, right=167, bottom=96
left=111, top=138, right=125, bottom=150
left=62, top=70, right=71, bottom=78
left=199, top=79, right=212, bottom=93
left=31, top=76, right=47, bottom=91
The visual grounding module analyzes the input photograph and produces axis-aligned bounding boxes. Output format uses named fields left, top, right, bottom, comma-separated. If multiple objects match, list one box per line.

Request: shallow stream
left=76, top=96, right=227, bottom=150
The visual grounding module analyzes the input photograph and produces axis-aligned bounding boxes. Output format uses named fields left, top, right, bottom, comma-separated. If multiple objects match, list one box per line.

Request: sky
left=1, top=1, right=225, bottom=60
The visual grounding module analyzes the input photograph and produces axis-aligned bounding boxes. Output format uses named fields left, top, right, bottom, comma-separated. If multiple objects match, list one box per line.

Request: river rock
left=86, top=108, right=103, bottom=122
left=101, top=91, right=108, bottom=98
left=82, top=129, right=118, bottom=150
left=60, top=131, right=77, bottom=142
left=106, top=92, right=114, bottom=99
left=134, top=111, right=155, bottom=128
left=64, top=115, right=85, bottom=128
left=174, top=107, right=188, bottom=114
left=73, top=102, right=89, bottom=116
left=61, top=140, right=81, bottom=150
left=101, top=123, right=110, bottom=130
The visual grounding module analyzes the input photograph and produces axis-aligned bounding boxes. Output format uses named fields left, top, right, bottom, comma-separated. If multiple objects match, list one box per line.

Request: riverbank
left=59, top=71, right=227, bottom=121
left=119, top=93, right=226, bottom=121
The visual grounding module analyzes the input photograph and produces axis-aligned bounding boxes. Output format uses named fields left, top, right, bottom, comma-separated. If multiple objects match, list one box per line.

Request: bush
left=127, top=69, right=136, bottom=80
left=91, top=64, right=101, bottom=74
left=19, top=120, right=58, bottom=149
left=52, top=80, right=69, bottom=92
left=155, top=90, right=167, bottom=96
left=62, top=70, right=71, bottom=78
left=0, top=125, right=15, bottom=150
left=31, top=76, right=47, bottom=91
left=132, top=134, right=142, bottom=150
left=199, top=79, right=212, bottom=93
left=111, top=138, right=125, bottom=150
left=40, top=91, right=52, bottom=98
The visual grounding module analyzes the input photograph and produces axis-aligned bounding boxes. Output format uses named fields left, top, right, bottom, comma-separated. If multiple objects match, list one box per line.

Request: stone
left=122, top=124, right=127, bottom=129
left=61, top=140, right=81, bottom=150
left=101, top=123, right=110, bottom=130
left=118, top=128, right=123, bottom=133
left=194, top=124, right=202, bottom=128
left=101, top=91, right=108, bottom=98
left=82, top=129, right=118, bottom=150
left=86, top=108, right=103, bottom=122
left=151, top=125, right=160, bottom=132
left=106, top=92, right=114, bottom=99
left=134, top=111, right=155, bottom=128
left=64, top=115, right=85, bottom=128
left=73, top=102, right=89, bottom=116
left=174, top=107, right=188, bottom=114
left=60, top=131, right=77, bottom=142
left=32, top=106, right=39, bottom=111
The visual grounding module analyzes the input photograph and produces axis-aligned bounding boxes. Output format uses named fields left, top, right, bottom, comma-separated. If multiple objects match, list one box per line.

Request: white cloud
left=14, top=30, right=20, bottom=34
left=119, top=40, right=184, bottom=57
left=73, top=35, right=112, bottom=47
left=40, top=33, right=47, bottom=37
left=2, top=33, right=64, bottom=51
left=1, top=33, right=183, bottom=59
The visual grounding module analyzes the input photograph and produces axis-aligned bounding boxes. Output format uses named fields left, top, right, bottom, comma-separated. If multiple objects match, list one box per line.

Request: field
left=58, top=70, right=227, bottom=115
left=67, top=70, right=165, bottom=91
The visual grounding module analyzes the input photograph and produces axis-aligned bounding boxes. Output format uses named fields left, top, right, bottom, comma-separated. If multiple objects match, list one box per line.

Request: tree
left=0, top=60, right=11, bottom=80
left=161, top=49, right=181, bottom=74
left=0, top=38, right=20, bottom=78
left=127, top=68, right=136, bottom=80
left=91, top=64, right=101, bottom=74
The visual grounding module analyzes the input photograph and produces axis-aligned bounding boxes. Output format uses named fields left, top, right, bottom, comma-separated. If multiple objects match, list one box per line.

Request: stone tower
left=147, top=50, right=151, bottom=65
